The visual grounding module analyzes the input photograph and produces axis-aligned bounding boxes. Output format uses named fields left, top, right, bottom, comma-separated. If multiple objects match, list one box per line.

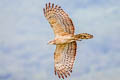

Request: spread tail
left=74, top=33, right=93, bottom=40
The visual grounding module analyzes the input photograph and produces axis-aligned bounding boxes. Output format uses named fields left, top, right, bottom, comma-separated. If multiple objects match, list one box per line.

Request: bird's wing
left=54, top=42, right=77, bottom=79
left=43, top=3, right=75, bottom=36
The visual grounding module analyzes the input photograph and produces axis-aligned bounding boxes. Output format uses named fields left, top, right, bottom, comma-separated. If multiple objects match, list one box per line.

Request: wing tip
left=45, top=3, right=47, bottom=9
left=48, top=2, right=51, bottom=8
left=52, top=3, right=54, bottom=8
left=55, top=68, right=73, bottom=79
left=43, top=8, right=45, bottom=13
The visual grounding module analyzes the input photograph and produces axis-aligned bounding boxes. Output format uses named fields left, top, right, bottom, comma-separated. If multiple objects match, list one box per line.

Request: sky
left=0, top=0, right=120, bottom=80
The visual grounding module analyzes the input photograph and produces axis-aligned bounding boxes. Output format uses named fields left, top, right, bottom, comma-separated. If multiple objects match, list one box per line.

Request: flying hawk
left=43, top=3, right=93, bottom=79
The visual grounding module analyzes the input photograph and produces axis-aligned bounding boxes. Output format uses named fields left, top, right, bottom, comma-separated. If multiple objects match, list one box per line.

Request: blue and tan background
left=0, top=0, right=120, bottom=80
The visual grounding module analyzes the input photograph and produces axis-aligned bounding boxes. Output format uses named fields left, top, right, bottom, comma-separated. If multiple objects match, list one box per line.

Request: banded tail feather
left=74, top=33, right=93, bottom=40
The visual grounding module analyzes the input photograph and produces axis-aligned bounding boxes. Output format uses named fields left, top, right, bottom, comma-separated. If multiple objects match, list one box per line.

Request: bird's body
left=49, top=33, right=93, bottom=45
left=43, top=3, right=93, bottom=79
left=49, top=34, right=74, bottom=45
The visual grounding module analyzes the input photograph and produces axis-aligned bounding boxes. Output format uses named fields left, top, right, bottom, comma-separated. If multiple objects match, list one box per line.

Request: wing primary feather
left=43, top=8, right=45, bottom=14
left=58, top=6, right=61, bottom=9
left=57, top=71, right=61, bottom=78
left=66, top=71, right=70, bottom=76
left=62, top=70, right=67, bottom=78
left=46, top=3, right=47, bottom=10
left=61, top=74, right=64, bottom=79
left=59, top=71, right=65, bottom=79
left=55, top=5, right=58, bottom=9
left=48, top=2, right=50, bottom=8
left=54, top=68, right=57, bottom=75
left=52, top=3, right=54, bottom=8
left=70, top=70, right=72, bottom=73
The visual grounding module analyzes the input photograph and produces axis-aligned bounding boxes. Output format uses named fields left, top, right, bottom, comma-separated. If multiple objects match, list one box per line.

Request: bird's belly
left=55, top=37, right=74, bottom=45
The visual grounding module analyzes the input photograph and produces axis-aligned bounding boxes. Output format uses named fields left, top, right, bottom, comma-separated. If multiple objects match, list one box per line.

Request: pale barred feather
left=54, top=42, right=77, bottom=79
left=43, top=3, right=75, bottom=35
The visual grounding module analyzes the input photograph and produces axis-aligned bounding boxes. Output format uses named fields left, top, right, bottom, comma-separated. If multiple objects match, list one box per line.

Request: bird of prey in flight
left=43, top=2, right=93, bottom=79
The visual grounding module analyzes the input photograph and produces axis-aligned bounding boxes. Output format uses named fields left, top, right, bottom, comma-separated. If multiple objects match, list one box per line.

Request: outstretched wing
left=54, top=42, right=77, bottom=79
left=43, top=3, right=75, bottom=36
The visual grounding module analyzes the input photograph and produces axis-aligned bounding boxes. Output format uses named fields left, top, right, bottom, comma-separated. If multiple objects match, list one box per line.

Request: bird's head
left=48, top=40, right=56, bottom=45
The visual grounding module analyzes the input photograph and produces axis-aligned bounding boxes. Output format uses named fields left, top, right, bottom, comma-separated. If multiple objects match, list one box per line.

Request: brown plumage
left=43, top=2, right=93, bottom=79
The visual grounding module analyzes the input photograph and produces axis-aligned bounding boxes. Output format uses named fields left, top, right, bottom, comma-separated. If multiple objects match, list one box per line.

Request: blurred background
left=0, top=0, right=120, bottom=80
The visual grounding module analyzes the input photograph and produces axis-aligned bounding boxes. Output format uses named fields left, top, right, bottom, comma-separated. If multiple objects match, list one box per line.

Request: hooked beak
left=47, top=41, right=51, bottom=45
left=47, top=41, right=53, bottom=45
left=47, top=40, right=55, bottom=45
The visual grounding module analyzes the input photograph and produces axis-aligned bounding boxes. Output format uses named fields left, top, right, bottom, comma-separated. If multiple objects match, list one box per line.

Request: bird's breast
left=55, top=35, right=74, bottom=45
